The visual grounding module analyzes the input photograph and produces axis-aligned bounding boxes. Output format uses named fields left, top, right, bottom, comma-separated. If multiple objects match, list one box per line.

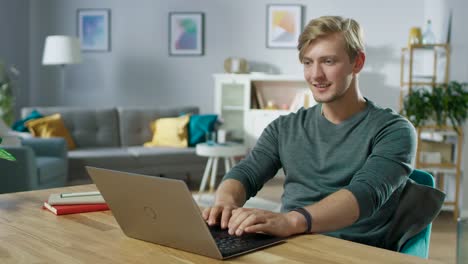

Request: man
left=202, top=16, right=417, bottom=248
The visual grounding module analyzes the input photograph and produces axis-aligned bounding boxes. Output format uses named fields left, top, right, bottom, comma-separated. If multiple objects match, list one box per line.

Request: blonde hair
left=297, top=16, right=365, bottom=62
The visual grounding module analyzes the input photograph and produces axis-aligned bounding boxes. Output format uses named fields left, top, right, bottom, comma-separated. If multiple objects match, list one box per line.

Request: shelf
left=401, top=82, right=445, bottom=86
left=412, top=75, right=434, bottom=79
left=400, top=42, right=460, bottom=220
left=249, top=109, right=290, bottom=114
left=213, top=73, right=305, bottom=82
left=401, top=43, right=449, bottom=51
left=417, top=162, right=457, bottom=169
left=418, top=167, right=457, bottom=174
left=417, top=125, right=463, bottom=135
left=420, top=129, right=459, bottom=138
left=250, top=75, right=304, bottom=81
left=222, top=106, right=244, bottom=111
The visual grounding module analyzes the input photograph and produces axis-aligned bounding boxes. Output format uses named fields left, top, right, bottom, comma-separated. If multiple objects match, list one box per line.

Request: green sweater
left=223, top=99, right=417, bottom=248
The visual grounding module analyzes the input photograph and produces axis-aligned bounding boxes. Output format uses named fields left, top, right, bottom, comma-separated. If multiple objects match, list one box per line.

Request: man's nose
left=306, top=64, right=325, bottom=81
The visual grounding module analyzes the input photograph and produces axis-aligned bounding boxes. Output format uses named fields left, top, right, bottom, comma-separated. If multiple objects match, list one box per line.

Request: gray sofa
left=21, top=106, right=208, bottom=186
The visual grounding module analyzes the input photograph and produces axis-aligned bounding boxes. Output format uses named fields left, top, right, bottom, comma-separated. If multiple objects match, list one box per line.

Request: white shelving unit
left=213, top=73, right=311, bottom=148
left=400, top=43, right=463, bottom=220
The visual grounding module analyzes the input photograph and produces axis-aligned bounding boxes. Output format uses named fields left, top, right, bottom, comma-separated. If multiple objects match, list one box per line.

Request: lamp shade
left=42, top=35, right=81, bottom=65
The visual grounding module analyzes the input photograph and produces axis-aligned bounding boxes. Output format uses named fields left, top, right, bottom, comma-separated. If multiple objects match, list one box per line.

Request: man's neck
left=321, top=85, right=367, bottom=125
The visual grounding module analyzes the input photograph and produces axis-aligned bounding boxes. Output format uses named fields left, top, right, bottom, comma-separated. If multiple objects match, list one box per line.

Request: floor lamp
left=42, top=35, right=81, bottom=104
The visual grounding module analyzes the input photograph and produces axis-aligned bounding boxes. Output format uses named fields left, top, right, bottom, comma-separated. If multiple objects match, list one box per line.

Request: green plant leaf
left=0, top=148, right=15, bottom=161
left=402, top=81, right=468, bottom=134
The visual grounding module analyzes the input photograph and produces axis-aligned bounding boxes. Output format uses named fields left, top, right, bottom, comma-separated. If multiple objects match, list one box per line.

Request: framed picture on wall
left=266, top=4, right=303, bottom=48
left=169, top=12, right=204, bottom=56
left=77, top=9, right=111, bottom=52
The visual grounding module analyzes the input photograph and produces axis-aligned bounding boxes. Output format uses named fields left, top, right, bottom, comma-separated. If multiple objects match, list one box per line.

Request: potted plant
left=0, top=61, right=19, bottom=126
left=0, top=61, right=19, bottom=161
left=401, top=81, right=468, bottom=134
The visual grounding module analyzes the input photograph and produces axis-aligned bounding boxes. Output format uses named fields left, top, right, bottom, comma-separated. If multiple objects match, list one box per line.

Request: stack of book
left=42, top=191, right=109, bottom=215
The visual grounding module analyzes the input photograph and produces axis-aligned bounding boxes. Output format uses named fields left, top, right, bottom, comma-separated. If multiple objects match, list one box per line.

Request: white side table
left=196, top=142, right=247, bottom=193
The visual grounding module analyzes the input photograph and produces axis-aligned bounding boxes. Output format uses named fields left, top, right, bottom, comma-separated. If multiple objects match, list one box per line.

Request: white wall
left=27, top=0, right=424, bottom=113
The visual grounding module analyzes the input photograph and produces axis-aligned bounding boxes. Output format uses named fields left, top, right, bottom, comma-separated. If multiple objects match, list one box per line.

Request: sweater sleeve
left=222, top=119, right=283, bottom=199
left=343, top=118, right=417, bottom=220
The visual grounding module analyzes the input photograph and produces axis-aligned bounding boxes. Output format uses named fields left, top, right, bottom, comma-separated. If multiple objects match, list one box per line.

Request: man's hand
left=202, top=179, right=247, bottom=229
left=227, top=208, right=306, bottom=237
left=202, top=204, right=239, bottom=229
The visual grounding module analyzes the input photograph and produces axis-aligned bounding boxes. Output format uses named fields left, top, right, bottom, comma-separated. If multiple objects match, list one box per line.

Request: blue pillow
left=12, top=110, right=44, bottom=132
left=188, top=114, right=218, bottom=146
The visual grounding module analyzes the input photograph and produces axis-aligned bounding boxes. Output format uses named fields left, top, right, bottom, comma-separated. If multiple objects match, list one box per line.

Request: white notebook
left=47, top=191, right=105, bottom=205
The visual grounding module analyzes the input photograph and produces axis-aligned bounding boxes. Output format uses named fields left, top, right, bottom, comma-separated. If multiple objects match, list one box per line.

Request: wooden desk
left=0, top=185, right=440, bottom=263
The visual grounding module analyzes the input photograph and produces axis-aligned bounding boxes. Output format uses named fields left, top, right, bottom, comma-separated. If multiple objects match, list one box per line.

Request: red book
left=42, top=202, right=110, bottom=215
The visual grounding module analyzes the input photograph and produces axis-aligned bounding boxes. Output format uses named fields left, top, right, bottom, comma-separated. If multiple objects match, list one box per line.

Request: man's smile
left=313, top=82, right=332, bottom=89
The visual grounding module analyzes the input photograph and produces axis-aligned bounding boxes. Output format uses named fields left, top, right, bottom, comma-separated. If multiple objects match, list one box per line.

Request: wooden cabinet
left=400, top=43, right=463, bottom=219
left=213, top=74, right=311, bottom=148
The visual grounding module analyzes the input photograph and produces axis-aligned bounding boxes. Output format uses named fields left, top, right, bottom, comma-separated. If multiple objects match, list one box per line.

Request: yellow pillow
left=144, top=115, right=190, bottom=148
left=26, top=114, right=76, bottom=150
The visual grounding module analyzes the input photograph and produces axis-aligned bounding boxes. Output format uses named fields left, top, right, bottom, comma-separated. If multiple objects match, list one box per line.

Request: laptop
left=86, top=166, right=285, bottom=259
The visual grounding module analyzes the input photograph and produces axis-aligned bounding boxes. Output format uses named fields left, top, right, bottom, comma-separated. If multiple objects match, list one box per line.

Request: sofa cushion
left=127, top=146, right=206, bottom=166
left=69, top=147, right=133, bottom=159
left=26, top=114, right=76, bottom=150
left=68, top=148, right=137, bottom=174
left=127, top=146, right=207, bottom=182
left=66, top=147, right=138, bottom=182
left=144, top=115, right=190, bottom=147
left=36, top=156, right=68, bottom=185
left=12, top=109, right=44, bottom=132
left=127, top=145, right=196, bottom=157
left=188, top=114, right=218, bottom=146
left=118, top=107, right=199, bottom=146
left=22, top=107, right=120, bottom=148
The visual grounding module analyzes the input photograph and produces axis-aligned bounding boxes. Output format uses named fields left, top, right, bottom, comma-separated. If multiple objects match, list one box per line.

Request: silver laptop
left=86, top=166, right=285, bottom=259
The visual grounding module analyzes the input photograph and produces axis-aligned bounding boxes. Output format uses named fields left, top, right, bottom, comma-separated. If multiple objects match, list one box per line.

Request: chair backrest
left=399, top=169, right=435, bottom=258
left=457, top=216, right=468, bottom=263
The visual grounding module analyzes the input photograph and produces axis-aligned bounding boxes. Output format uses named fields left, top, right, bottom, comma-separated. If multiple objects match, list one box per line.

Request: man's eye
left=303, top=61, right=311, bottom=66
left=325, top=59, right=335, bottom=65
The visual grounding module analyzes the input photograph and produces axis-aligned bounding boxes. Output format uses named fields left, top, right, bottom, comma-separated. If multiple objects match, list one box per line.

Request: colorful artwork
left=267, top=5, right=303, bottom=48
left=78, top=9, right=110, bottom=51
left=169, top=13, right=204, bottom=56
left=176, top=19, right=198, bottom=49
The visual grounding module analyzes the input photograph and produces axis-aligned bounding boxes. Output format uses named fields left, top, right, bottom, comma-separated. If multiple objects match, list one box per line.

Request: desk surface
left=0, top=185, right=440, bottom=264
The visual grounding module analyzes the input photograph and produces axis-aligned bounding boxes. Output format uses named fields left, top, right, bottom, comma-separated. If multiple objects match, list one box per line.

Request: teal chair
left=399, top=169, right=435, bottom=258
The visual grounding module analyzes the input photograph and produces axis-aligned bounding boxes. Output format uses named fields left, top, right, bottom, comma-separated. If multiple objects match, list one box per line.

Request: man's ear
left=353, top=51, right=365, bottom=74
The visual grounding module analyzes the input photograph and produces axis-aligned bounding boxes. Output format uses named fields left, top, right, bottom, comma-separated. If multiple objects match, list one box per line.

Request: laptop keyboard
left=208, top=225, right=284, bottom=257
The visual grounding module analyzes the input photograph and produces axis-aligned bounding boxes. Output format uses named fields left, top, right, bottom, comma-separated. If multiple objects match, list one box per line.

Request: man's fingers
left=235, top=212, right=266, bottom=236
left=244, top=223, right=269, bottom=234
left=228, top=208, right=256, bottom=235
left=207, top=206, right=223, bottom=225
left=220, top=207, right=233, bottom=229
left=202, top=207, right=210, bottom=220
